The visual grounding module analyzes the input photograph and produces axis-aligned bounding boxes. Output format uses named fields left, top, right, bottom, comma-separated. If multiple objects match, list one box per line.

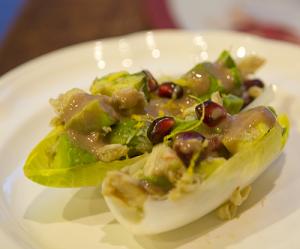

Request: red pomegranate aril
left=173, top=131, right=205, bottom=166
left=243, top=79, right=264, bottom=90
left=147, top=116, right=176, bottom=144
left=143, top=70, right=158, bottom=92
left=158, top=82, right=184, bottom=99
left=195, top=100, right=227, bottom=127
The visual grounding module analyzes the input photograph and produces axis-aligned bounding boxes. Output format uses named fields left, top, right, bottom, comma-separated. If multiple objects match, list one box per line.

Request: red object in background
left=144, top=0, right=300, bottom=45
left=143, top=0, right=177, bottom=29
left=235, top=20, right=300, bottom=44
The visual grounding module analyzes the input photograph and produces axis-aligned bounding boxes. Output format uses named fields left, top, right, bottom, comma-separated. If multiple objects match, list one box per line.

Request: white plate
left=0, top=30, right=300, bottom=249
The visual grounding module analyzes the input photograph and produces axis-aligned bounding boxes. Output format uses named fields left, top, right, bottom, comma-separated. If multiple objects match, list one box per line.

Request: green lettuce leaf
left=24, top=127, right=147, bottom=187
left=222, top=94, right=244, bottom=114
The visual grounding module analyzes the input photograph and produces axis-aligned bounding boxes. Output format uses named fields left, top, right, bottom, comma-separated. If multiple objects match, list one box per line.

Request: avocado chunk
left=90, top=71, right=148, bottom=97
left=180, top=51, right=242, bottom=97
left=66, top=98, right=117, bottom=133
left=181, top=62, right=223, bottom=97
left=52, top=132, right=97, bottom=169
left=222, top=106, right=276, bottom=154
left=109, top=118, right=152, bottom=156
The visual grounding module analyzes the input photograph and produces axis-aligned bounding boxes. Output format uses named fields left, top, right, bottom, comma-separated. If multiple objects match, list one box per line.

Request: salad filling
left=103, top=106, right=277, bottom=206
left=23, top=50, right=289, bottom=231
left=46, top=51, right=267, bottom=162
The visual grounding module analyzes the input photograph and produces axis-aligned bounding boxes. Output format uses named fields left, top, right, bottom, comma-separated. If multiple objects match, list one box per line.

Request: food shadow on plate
left=24, top=187, right=112, bottom=226
left=24, top=154, right=295, bottom=249
left=101, top=154, right=290, bottom=249
left=62, top=187, right=114, bottom=226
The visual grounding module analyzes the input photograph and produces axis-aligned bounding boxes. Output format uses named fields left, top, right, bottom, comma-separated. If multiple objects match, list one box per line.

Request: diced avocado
left=222, top=94, right=244, bottom=114
left=179, top=51, right=244, bottom=97
left=181, top=62, right=223, bottom=97
left=65, top=99, right=117, bottom=133
left=222, top=107, right=276, bottom=154
left=223, top=122, right=270, bottom=154
left=110, top=119, right=137, bottom=145
left=91, top=71, right=129, bottom=95
left=109, top=118, right=152, bottom=156
left=90, top=71, right=147, bottom=97
left=52, top=132, right=97, bottom=169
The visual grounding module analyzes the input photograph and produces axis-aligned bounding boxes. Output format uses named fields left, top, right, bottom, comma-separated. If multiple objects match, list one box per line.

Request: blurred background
left=0, top=0, right=299, bottom=76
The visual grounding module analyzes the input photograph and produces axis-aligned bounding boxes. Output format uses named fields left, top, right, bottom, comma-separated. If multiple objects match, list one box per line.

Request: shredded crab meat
left=216, top=186, right=252, bottom=220
left=237, top=55, right=265, bottom=76
left=96, top=144, right=129, bottom=162
left=168, top=172, right=200, bottom=200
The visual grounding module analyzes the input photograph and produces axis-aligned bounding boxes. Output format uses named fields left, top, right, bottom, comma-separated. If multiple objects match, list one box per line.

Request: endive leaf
left=103, top=117, right=288, bottom=234
left=24, top=127, right=146, bottom=187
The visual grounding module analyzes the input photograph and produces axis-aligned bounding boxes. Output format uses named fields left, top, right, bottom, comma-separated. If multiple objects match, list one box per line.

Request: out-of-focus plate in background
left=147, top=0, right=300, bottom=44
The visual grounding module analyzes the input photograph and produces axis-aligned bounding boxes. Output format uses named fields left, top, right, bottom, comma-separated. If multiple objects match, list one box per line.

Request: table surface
left=0, top=0, right=155, bottom=76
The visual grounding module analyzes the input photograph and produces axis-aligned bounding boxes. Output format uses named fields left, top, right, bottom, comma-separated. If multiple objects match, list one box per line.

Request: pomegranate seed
left=147, top=116, right=176, bottom=144
left=158, top=82, right=184, bottom=99
left=243, top=79, right=264, bottom=90
left=172, top=131, right=205, bottom=166
left=143, top=70, right=158, bottom=92
left=195, top=100, right=227, bottom=127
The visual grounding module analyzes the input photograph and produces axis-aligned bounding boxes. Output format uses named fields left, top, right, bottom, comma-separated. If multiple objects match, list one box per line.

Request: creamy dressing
left=205, top=62, right=235, bottom=91
left=225, top=106, right=276, bottom=136
left=59, top=92, right=118, bottom=123
left=184, top=62, right=235, bottom=96
left=67, top=129, right=106, bottom=155
left=52, top=60, right=266, bottom=171
left=145, top=95, right=196, bottom=117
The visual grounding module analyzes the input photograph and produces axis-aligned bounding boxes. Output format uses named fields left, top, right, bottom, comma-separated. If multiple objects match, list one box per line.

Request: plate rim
left=1, top=29, right=300, bottom=85
left=0, top=29, right=300, bottom=249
